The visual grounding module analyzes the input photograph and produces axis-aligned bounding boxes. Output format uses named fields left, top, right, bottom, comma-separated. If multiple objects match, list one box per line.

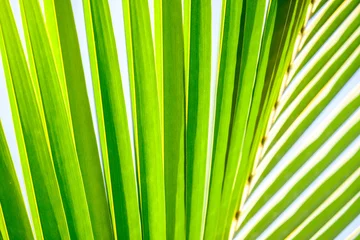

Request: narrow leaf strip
left=0, top=22, right=43, bottom=239
left=124, top=0, right=166, bottom=238
left=0, top=204, right=9, bottom=240
left=82, top=0, right=142, bottom=238
left=235, top=0, right=277, bottom=218
left=0, top=5, right=69, bottom=238
left=43, top=0, right=66, bottom=91
left=183, top=0, right=191, bottom=116
left=154, top=0, right=163, bottom=123
left=186, top=0, right=211, bottom=239
left=218, top=0, right=268, bottom=238
left=44, top=0, right=113, bottom=238
left=121, top=0, right=140, bottom=189
left=81, top=0, right=116, bottom=235
left=163, top=0, right=186, bottom=238
left=0, top=122, right=33, bottom=239
left=204, top=0, right=243, bottom=239
left=20, top=0, right=94, bottom=237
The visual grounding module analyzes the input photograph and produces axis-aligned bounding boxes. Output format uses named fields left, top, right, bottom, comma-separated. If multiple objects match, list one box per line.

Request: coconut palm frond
left=0, top=0, right=358, bottom=239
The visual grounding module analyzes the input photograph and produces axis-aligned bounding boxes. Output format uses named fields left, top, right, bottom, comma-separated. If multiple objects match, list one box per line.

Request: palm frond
left=234, top=1, right=360, bottom=239
left=0, top=0, right=358, bottom=239
left=0, top=123, right=32, bottom=239
left=82, top=0, right=142, bottom=238
left=185, top=1, right=212, bottom=239
left=162, top=0, right=186, bottom=239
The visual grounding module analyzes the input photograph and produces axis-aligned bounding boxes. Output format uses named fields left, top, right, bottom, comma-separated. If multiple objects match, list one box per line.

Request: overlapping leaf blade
left=162, top=0, right=186, bottom=239
left=234, top=1, right=360, bottom=239
left=82, top=0, right=141, bottom=238
left=0, top=0, right=358, bottom=239
left=185, top=0, right=211, bottom=239
left=203, top=0, right=243, bottom=239
left=0, top=123, right=33, bottom=239
left=20, top=0, right=94, bottom=237
left=0, top=2, right=70, bottom=238
left=43, top=0, right=113, bottom=238
left=122, top=0, right=166, bottom=238
left=0, top=204, right=9, bottom=240
left=216, top=0, right=271, bottom=238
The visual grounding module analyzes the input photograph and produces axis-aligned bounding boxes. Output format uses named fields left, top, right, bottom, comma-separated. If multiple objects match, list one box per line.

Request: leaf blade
left=0, top=122, right=33, bottom=239
left=44, top=0, right=113, bottom=237
left=0, top=3, right=70, bottom=238
left=19, top=0, right=94, bottom=237
left=82, top=0, right=142, bottom=238
left=123, top=0, right=167, bottom=238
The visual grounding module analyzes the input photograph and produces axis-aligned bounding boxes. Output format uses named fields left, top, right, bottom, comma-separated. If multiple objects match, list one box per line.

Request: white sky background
left=0, top=0, right=359, bottom=239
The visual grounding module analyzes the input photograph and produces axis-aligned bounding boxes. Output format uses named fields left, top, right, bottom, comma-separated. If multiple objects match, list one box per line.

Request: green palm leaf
left=234, top=1, right=360, bottom=239
left=82, top=0, right=141, bottom=238
left=0, top=0, right=358, bottom=239
left=0, top=122, right=32, bottom=239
